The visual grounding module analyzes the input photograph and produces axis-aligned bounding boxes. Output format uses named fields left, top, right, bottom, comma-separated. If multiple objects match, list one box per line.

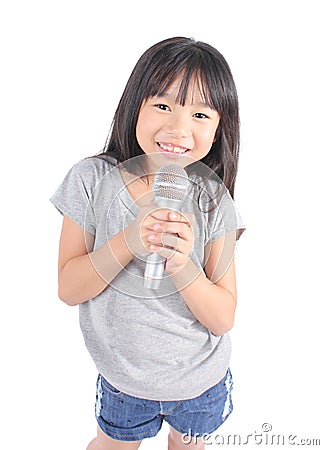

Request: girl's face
left=136, top=76, right=221, bottom=167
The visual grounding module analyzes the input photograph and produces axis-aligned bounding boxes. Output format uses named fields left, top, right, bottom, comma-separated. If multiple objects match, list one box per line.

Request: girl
left=51, top=37, right=245, bottom=450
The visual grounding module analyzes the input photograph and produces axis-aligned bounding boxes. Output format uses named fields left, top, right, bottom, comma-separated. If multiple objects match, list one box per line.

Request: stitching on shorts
left=221, top=370, right=233, bottom=421
left=97, top=420, right=161, bottom=440
left=95, top=375, right=103, bottom=418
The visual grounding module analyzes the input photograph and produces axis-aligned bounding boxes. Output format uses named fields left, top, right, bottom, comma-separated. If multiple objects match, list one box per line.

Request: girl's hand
left=147, top=210, right=194, bottom=274
left=125, top=206, right=194, bottom=274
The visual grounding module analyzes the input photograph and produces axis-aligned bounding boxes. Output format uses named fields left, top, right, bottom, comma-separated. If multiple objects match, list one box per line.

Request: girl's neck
left=119, top=166, right=154, bottom=206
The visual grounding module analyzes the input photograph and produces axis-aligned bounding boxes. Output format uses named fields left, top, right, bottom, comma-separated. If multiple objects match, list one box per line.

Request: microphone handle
left=144, top=252, right=165, bottom=289
left=144, top=198, right=183, bottom=289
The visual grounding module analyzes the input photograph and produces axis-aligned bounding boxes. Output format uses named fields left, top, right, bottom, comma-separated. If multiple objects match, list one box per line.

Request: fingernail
left=150, top=245, right=158, bottom=251
left=153, top=223, right=162, bottom=231
left=148, top=234, right=157, bottom=241
left=170, top=212, right=179, bottom=220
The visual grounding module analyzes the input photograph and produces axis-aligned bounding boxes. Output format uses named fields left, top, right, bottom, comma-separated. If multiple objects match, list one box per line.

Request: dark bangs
left=141, top=50, right=222, bottom=112
left=138, top=37, right=238, bottom=114
left=99, top=37, right=240, bottom=197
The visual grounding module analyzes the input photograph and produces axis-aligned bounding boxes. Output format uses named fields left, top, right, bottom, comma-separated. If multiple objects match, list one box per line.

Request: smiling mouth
left=157, top=142, right=190, bottom=154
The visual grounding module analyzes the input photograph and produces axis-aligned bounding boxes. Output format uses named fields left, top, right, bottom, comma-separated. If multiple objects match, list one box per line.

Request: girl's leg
left=87, top=426, right=142, bottom=450
left=168, top=426, right=205, bottom=450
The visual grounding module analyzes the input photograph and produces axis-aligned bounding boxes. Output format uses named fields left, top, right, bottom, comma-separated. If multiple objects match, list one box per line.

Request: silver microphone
left=144, top=164, right=189, bottom=289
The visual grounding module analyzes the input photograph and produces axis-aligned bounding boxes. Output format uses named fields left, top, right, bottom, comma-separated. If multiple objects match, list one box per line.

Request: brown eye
left=155, top=104, right=171, bottom=111
left=194, top=112, right=209, bottom=119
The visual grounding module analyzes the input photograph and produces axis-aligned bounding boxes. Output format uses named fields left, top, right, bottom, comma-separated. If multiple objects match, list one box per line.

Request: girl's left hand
left=147, top=210, right=195, bottom=274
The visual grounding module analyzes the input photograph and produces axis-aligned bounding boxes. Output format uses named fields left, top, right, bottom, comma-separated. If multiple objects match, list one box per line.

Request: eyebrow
left=156, top=92, right=213, bottom=109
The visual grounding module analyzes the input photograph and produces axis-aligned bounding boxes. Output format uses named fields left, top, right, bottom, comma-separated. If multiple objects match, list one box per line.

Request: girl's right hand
left=124, top=205, right=194, bottom=269
left=124, top=205, right=162, bottom=258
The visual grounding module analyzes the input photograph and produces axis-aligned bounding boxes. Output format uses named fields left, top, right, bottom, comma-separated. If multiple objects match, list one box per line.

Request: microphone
left=144, top=164, right=189, bottom=289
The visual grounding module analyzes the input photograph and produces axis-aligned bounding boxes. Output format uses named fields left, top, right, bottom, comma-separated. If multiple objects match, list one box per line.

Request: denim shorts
left=94, top=368, right=233, bottom=442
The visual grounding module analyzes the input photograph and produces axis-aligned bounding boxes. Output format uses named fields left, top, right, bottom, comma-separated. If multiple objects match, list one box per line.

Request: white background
left=1, top=0, right=323, bottom=448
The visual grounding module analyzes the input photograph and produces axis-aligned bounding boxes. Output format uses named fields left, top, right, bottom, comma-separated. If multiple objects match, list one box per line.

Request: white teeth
left=158, top=143, right=188, bottom=154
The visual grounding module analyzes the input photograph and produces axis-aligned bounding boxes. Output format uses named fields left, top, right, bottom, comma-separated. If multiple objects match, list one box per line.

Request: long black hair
left=97, top=37, right=240, bottom=198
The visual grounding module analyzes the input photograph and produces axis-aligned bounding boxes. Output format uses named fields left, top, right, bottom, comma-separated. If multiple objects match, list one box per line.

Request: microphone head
left=152, top=164, right=189, bottom=203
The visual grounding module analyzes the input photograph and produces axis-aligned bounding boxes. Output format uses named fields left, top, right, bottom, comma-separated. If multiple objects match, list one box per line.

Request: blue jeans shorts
left=94, top=368, right=233, bottom=442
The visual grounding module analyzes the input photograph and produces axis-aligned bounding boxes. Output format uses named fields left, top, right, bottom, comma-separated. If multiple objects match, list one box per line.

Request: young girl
left=51, top=37, right=245, bottom=450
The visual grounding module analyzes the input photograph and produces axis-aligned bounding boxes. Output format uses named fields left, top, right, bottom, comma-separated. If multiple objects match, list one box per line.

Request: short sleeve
left=208, top=188, right=246, bottom=242
left=50, top=159, right=96, bottom=235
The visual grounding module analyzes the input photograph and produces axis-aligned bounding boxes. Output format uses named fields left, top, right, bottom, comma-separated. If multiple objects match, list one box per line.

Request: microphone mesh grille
left=153, top=164, right=189, bottom=201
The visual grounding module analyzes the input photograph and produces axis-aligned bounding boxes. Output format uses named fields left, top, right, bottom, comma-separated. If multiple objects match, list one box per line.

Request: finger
left=160, top=233, right=183, bottom=252
left=148, top=232, right=192, bottom=257
left=144, top=212, right=194, bottom=237
left=168, top=211, right=195, bottom=226
left=163, top=222, right=192, bottom=240
left=149, top=245, right=178, bottom=261
left=149, top=244, right=192, bottom=269
left=140, top=207, right=166, bottom=232
left=144, top=220, right=180, bottom=233
left=140, top=211, right=170, bottom=234
left=161, top=233, right=182, bottom=252
left=146, top=231, right=176, bottom=249
left=164, top=235, right=193, bottom=257
left=149, top=209, right=191, bottom=223
left=146, top=228, right=190, bottom=249
left=148, top=208, right=173, bottom=221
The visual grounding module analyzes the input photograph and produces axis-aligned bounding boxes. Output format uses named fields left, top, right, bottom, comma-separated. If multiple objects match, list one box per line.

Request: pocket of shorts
left=100, top=375, right=123, bottom=396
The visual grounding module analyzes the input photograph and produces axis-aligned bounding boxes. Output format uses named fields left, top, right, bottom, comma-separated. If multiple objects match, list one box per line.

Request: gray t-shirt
left=50, top=156, right=245, bottom=400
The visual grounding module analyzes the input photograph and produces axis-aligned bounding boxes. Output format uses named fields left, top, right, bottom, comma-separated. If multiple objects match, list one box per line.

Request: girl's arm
left=148, top=211, right=238, bottom=336
left=171, top=232, right=237, bottom=336
left=58, top=215, right=134, bottom=306
left=57, top=205, right=170, bottom=306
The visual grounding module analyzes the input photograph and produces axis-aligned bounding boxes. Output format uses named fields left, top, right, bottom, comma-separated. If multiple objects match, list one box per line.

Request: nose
left=166, top=111, right=190, bottom=138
